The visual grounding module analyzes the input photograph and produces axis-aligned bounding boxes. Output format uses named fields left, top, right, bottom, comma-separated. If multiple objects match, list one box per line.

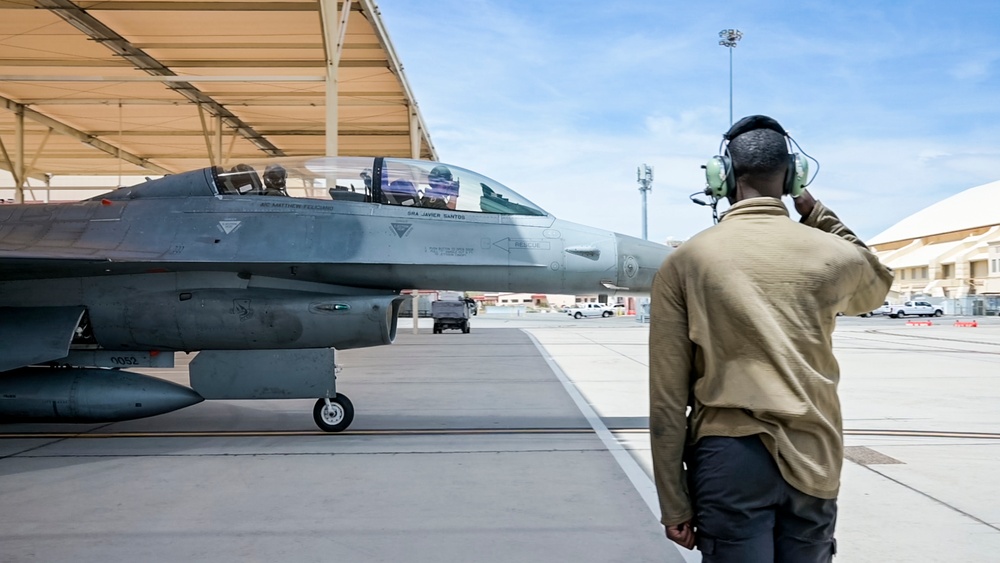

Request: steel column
left=321, top=0, right=351, bottom=157
left=14, top=104, right=24, bottom=204
left=410, top=106, right=420, bottom=159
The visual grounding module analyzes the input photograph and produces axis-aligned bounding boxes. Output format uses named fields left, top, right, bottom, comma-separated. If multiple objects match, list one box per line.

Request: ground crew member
left=649, top=115, right=893, bottom=562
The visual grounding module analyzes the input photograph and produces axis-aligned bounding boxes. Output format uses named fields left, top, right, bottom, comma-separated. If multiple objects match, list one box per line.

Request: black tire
left=313, top=394, right=354, bottom=432
left=462, top=320, right=470, bottom=334
left=895, top=311, right=905, bottom=318
left=574, top=312, right=583, bottom=319
left=602, top=311, right=612, bottom=317
left=934, top=310, right=943, bottom=317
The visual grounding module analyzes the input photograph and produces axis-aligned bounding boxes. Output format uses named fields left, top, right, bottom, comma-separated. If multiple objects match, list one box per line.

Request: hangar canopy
left=0, top=0, right=436, bottom=192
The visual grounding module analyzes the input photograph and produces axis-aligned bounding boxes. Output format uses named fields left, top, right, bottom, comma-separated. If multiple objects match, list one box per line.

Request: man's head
left=727, top=127, right=788, bottom=200
left=263, top=164, right=287, bottom=189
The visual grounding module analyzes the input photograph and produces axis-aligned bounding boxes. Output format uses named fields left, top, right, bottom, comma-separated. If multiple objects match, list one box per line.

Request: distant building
left=870, top=179, right=1000, bottom=314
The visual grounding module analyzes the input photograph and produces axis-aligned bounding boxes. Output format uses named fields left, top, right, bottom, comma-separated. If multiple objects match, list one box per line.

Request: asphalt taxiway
left=2, top=313, right=1000, bottom=562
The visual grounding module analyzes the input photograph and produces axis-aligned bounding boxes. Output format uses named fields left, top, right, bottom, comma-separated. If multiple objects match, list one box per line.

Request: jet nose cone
left=614, top=234, right=672, bottom=293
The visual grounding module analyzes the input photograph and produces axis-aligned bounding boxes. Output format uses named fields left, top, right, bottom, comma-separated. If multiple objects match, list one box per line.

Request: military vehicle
left=431, top=299, right=471, bottom=334
left=0, top=156, right=671, bottom=431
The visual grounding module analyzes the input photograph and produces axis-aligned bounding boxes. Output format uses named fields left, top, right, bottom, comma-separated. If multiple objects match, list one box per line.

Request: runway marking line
left=2, top=428, right=999, bottom=440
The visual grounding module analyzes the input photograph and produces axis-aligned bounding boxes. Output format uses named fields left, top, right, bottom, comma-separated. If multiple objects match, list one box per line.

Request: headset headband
left=723, top=114, right=788, bottom=141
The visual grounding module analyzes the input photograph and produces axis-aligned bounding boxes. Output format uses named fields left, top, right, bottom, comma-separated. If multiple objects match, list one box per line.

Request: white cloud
left=379, top=0, right=1000, bottom=245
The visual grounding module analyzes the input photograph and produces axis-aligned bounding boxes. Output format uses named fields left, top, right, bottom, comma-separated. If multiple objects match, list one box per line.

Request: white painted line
left=524, top=330, right=700, bottom=563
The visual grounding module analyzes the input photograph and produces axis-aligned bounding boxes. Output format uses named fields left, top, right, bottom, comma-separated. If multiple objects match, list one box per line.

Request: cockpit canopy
left=212, top=157, right=548, bottom=216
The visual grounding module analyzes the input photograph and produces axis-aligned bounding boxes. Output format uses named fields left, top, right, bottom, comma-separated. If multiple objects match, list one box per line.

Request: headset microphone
left=689, top=189, right=721, bottom=224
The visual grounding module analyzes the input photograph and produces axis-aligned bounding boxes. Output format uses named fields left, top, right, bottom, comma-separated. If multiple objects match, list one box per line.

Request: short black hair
left=728, top=128, right=788, bottom=177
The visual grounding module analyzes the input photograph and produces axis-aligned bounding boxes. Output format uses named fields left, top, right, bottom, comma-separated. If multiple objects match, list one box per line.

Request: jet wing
left=0, top=306, right=86, bottom=372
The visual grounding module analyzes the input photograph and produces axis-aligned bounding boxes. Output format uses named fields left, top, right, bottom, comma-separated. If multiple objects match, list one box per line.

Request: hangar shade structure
left=0, top=0, right=437, bottom=199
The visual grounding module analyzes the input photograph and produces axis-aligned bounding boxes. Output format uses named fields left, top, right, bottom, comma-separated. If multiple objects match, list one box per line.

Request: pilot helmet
left=428, top=165, right=453, bottom=183
left=263, top=164, right=287, bottom=188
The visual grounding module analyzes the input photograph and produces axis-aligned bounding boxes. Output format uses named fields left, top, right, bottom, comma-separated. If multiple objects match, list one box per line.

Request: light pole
left=637, top=164, right=653, bottom=241
left=719, top=29, right=743, bottom=126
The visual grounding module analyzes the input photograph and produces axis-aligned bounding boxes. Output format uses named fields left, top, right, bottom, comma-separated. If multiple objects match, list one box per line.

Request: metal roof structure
left=0, top=0, right=437, bottom=200
left=870, top=179, right=1000, bottom=246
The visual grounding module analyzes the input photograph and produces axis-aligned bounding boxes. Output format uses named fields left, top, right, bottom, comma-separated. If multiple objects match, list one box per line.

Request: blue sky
left=377, top=0, right=1000, bottom=242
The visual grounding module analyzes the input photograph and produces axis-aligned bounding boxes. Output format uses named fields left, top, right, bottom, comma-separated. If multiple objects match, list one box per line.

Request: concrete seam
left=858, top=462, right=1000, bottom=533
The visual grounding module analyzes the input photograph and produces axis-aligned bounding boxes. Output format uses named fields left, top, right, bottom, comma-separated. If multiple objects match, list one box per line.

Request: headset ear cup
left=785, top=153, right=808, bottom=197
left=704, top=156, right=732, bottom=199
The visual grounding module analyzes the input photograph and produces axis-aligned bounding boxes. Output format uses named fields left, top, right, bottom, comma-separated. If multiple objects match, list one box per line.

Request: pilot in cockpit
left=262, top=164, right=289, bottom=196
left=422, top=165, right=459, bottom=210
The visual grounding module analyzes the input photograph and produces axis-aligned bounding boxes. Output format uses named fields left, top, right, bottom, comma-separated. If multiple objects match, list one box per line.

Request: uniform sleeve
left=802, top=200, right=894, bottom=315
left=649, top=259, right=694, bottom=526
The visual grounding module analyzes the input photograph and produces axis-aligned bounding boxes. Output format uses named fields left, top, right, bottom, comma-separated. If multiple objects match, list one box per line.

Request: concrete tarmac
left=2, top=313, right=999, bottom=562
left=0, top=322, right=678, bottom=563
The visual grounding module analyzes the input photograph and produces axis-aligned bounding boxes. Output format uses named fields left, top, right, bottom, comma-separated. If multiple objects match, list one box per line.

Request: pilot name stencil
left=406, top=210, right=467, bottom=220
left=259, top=202, right=329, bottom=211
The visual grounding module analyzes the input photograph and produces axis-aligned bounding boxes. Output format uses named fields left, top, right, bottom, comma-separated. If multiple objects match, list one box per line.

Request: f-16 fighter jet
left=0, top=157, right=670, bottom=431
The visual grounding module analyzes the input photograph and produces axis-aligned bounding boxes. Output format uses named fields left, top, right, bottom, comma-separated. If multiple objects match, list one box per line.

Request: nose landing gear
left=313, top=394, right=354, bottom=432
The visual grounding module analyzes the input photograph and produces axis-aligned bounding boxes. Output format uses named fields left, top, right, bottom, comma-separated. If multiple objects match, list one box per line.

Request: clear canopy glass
left=212, top=157, right=547, bottom=217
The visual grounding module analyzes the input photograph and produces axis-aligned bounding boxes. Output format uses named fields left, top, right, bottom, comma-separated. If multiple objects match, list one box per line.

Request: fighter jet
left=0, top=157, right=670, bottom=431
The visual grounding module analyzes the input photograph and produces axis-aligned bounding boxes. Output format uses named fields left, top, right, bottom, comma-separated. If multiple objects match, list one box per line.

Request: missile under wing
left=0, top=156, right=671, bottom=431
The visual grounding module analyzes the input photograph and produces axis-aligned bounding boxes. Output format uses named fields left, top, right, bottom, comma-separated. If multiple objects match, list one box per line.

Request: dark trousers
left=687, top=435, right=837, bottom=563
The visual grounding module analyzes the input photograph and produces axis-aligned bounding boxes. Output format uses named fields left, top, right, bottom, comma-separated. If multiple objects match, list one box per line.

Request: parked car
left=566, top=303, right=614, bottom=319
left=888, top=300, right=943, bottom=318
left=860, top=301, right=892, bottom=317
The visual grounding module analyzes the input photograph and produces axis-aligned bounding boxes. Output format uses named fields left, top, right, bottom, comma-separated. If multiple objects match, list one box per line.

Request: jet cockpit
left=210, top=157, right=547, bottom=217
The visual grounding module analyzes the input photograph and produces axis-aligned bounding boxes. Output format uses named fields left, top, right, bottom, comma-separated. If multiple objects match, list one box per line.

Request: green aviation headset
left=703, top=115, right=808, bottom=200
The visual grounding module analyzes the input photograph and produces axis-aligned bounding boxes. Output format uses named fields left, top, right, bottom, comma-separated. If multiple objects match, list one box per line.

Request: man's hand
left=665, top=521, right=696, bottom=550
left=793, top=188, right=816, bottom=219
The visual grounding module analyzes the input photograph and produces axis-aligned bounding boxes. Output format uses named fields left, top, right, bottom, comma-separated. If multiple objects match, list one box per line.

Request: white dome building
left=870, top=179, right=1000, bottom=314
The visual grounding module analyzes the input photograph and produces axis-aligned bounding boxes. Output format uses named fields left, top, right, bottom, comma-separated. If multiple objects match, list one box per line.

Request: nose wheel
left=313, top=394, right=354, bottom=432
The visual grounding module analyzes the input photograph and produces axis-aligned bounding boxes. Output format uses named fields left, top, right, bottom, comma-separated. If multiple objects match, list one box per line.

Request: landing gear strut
left=313, top=394, right=354, bottom=432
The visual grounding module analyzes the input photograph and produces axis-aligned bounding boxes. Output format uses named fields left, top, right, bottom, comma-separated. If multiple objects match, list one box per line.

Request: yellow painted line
left=844, top=429, right=1000, bottom=440
left=2, top=427, right=999, bottom=440
left=0, top=427, right=603, bottom=439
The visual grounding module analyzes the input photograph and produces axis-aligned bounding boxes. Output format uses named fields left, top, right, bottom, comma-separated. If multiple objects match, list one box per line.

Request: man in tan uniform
left=649, top=115, right=893, bottom=562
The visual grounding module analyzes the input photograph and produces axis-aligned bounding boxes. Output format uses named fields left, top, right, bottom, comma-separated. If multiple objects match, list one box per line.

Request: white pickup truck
left=566, top=303, right=614, bottom=319
left=859, top=301, right=892, bottom=317
left=887, top=300, right=943, bottom=318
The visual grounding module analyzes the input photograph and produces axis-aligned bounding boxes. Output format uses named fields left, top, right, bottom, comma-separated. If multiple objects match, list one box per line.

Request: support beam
left=197, top=104, right=215, bottom=166
left=320, top=0, right=351, bottom=157
left=79, top=2, right=322, bottom=11
left=6, top=129, right=405, bottom=137
left=1, top=94, right=172, bottom=176
left=0, top=135, right=15, bottom=186
left=409, top=105, right=420, bottom=159
left=356, top=0, right=437, bottom=161
left=215, top=115, right=223, bottom=170
left=0, top=75, right=325, bottom=83
left=14, top=105, right=24, bottom=204
left=9, top=98, right=403, bottom=108
left=23, top=127, right=53, bottom=181
left=37, top=0, right=286, bottom=157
